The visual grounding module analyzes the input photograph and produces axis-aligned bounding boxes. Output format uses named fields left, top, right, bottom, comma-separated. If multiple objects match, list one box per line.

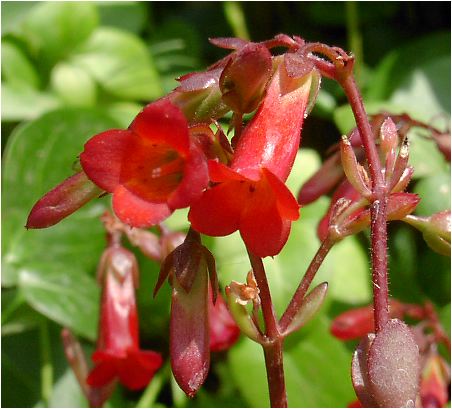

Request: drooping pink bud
left=26, top=171, right=102, bottom=229
left=367, top=319, right=420, bottom=408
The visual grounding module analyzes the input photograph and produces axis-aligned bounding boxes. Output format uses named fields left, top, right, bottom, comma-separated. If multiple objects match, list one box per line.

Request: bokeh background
left=2, top=2, right=450, bottom=407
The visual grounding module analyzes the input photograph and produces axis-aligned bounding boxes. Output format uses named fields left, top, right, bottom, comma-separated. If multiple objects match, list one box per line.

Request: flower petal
left=167, top=145, right=209, bottom=209
left=130, top=98, right=190, bottom=155
left=262, top=168, right=300, bottom=220
left=240, top=192, right=291, bottom=257
left=189, top=182, right=243, bottom=236
left=117, top=349, right=162, bottom=390
left=113, top=185, right=172, bottom=227
left=80, top=129, right=131, bottom=192
left=87, top=352, right=117, bottom=387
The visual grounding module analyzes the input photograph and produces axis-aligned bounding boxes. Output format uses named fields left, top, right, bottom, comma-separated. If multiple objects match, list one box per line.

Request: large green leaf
left=97, top=1, right=149, bottom=35
left=2, top=108, right=119, bottom=286
left=413, top=171, right=451, bottom=216
left=19, top=263, right=99, bottom=340
left=20, top=2, right=99, bottom=74
left=71, top=28, right=162, bottom=100
left=228, top=317, right=355, bottom=407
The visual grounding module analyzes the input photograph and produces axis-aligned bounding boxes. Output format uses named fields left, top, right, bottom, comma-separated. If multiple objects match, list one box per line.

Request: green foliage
left=1, top=2, right=450, bottom=408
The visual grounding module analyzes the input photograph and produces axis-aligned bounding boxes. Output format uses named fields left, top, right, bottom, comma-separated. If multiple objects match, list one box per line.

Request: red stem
left=279, top=238, right=334, bottom=333
left=248, top=251, right=287, bottom=408
left=339, top=74, right=390, bottom=332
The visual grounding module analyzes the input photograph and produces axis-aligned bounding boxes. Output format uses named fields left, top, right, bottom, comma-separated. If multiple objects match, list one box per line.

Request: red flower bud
left=189, top=60, right=316, bottom=257
left=26, top=171, right=102, bottom=229
left=367, top=319, right=420, bottom=408
left=87, top=246, right=162, bottom=390
left=80, top=99, right=208, bottom=228
left=220, top=43, right=272, bottom=114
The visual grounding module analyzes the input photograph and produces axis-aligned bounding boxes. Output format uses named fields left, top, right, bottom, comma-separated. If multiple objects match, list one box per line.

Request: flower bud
left=404, top=211, right=451, bottom=256
left=351, top=334, right=378, bottom=408
left=220, top=43, right=272, bottom=114
left=26, top=171, right=102, bottom=229
left=340, top=135, right=372, bottom=199
left=367, top=319, right=420, bottom=408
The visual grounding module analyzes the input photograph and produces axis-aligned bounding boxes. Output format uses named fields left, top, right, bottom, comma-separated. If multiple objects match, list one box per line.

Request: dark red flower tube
left=87, top=246, right=162, bottom=390
left=80, top=98, right=208, bottom=228
left=189, top=60, right=317, bottom=257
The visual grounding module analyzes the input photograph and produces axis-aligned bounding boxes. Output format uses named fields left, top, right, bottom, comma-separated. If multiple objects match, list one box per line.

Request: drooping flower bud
left=156, top=230, right=217, bottom=397
left=26, top=171, right=102, bottom=229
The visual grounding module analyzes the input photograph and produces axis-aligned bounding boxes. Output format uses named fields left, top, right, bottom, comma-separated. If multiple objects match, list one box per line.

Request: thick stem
left=247, top=251, right=287, bottom=408
left=279, top=238, right=334, bottom=333
left=263, top=340, right=287, bottom=408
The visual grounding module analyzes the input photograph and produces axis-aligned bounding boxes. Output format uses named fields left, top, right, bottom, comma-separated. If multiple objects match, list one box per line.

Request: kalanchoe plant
left=25, top=34, right=450, bottom=408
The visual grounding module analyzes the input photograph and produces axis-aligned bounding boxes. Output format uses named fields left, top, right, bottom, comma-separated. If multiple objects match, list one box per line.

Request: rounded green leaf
left=413, top=171, right=451, bottom=216
left=72, top=28, right=162, bottom=100
left=2, top=41, right=40, bottom=89
left=19, top=263, right=99, bottom=340
left=2, top=108, right=120, bottom=286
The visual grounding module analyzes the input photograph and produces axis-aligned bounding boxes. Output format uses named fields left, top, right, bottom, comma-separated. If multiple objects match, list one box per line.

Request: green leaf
left=440, top=304, right=450, bottom=337
left=228, top=316, right=355, bottom=407
left=50, top=62, right=97, bottom=107
left=1, top=83, right=61, bottom=122
left=71, top=28, right=162, bottom=100
left=49, top=369, right=88, bottom=408
left=1, top=1, right=39, bottom=35
left=2, top=108, right=120, bottom=286
left=2, top=41, right=40, bottom=89
left=19, top=263, right=99, bottom=340
left=413, top=171, right=451, bottom=216
left=20, top=2, right=99, bottom=73
left=97, top=1, right=148, bottom=34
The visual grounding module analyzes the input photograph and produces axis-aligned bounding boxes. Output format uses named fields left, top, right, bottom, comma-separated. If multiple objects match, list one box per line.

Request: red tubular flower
left=189, top=60, right=316, bottom=257
left=208, top=287, right=240, bottom=352
left=87, top=246, right=162, bottom=390
left=80, top=99, right=208, bottom=227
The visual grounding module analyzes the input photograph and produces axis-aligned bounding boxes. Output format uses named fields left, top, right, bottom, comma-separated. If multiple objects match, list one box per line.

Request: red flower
left=87, top=246, right=162, bottom=390
left=80, top=99, right=208, bottom=227
left=189, top=61, right=316, bottom=257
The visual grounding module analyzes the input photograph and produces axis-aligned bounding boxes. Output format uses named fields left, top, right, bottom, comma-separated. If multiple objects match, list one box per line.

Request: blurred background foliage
left=1, top=2, right=450, bottom=408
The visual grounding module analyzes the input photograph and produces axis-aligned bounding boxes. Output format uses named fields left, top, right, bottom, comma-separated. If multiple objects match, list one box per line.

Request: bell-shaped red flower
left=80, top=98, right=208, bottom=227
left=189, top=60, right=316, bottom=257
left=87, top=246, right=162, bottom=390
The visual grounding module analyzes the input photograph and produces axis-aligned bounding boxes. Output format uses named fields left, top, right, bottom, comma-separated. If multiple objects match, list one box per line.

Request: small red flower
left=189, top=61, right=316, bottom=257
left=87, top=246, right=162, bottom=390
left=80, top=98, right=208, bottom=227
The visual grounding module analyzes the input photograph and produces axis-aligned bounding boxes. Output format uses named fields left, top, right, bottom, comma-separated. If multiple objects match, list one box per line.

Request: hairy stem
left=279, top=238, right=334, bottom=333
left=339, top=74, right=389, bottom=332
left=247, top=251, right=287, bottom=408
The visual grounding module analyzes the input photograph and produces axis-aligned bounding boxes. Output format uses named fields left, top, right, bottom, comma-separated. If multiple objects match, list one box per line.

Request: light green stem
left=345, top=2, right=363, bottom=83
left=40, top=320, right=53, bottom=406
left=223, top=2, right=250, bottom=40
left=136, top=362, right=170, bottom=408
